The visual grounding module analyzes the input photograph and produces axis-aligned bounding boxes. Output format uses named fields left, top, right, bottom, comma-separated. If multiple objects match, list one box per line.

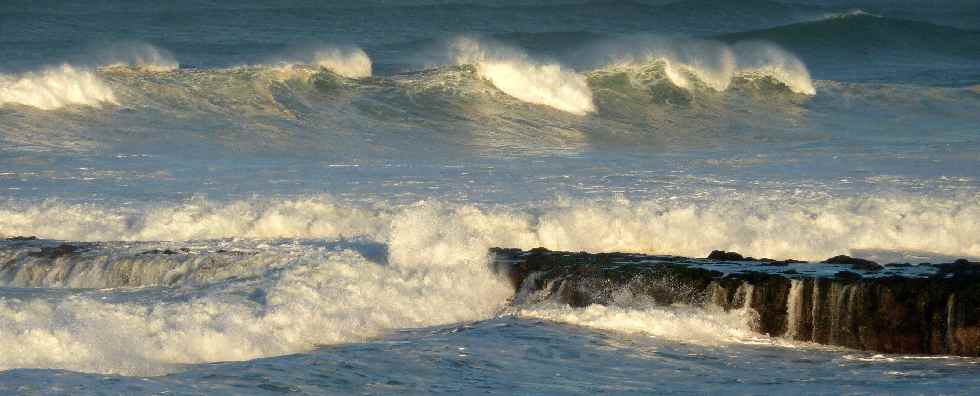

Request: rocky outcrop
left=822, top=255, right=883, bottom=271
left=490, top=247, right=980, bottom=356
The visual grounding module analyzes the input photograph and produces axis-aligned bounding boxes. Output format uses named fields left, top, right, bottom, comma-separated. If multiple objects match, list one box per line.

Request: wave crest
left=98, top=42, right=179, bottom=72
left=0, top=65, right=117, bottom=110
left=311, top=47, right=372, bottom=79
left=597, top=37, right=815, bottom=96
left=451, top=37, right=595, bottom=115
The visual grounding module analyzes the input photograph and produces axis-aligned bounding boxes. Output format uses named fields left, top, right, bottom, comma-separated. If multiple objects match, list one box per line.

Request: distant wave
left=719, top=13, right=980, bottom=60
left=0, top=37, right=813, bottom=114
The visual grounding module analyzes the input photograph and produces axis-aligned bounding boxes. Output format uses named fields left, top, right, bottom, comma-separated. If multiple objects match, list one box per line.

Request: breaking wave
left=2, top=193, right=978, bottom=262
left=0, top=192, right=977, bottom=374
left=451, top=37, right=596, bottom=115
left=0, top=65, right=117, bottom=110
left=591, top=37, right=815, bottom=95
left=0, top=36, right=812, bottom=115
left=98, top=42, right=179, bottom=72
left=0, top=249, right=512, bottom=375
left=277, top=46, right=373, bottom=79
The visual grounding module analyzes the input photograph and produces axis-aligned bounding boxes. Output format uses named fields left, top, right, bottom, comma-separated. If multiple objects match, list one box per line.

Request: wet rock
left=28, top=243, right=84, bottom=259
left=215, top=249, right=253, bottom=256
left=5, top=236, right=37, bottom=241
left=707, top=250, right=745, bottom=261
left=138, top=249, right=179, bottom=255
left=822, top=255, right=882, bottom=271
left=932, top=259, right=980, bottom=278
left=834, top=270, right=862, bottom=281
left=490, top=248, right=980, bottom=357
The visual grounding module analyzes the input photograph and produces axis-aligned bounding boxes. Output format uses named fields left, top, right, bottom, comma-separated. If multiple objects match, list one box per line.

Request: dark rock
left=27, top=244, right=83, bottom=259
left=138, top=249, right=179, bottom=255
left=823, top=255, right=882, bottom=271
left=933, top=259, right=980, bottom=278
left=886, top=263, right=912, bottom=268
left=490, top=248, right=980, bottom=357
left=707, top=250, right=745, bottom=261
left=835, top=270, right=863, bottom=281
left=215, top=249, right=252, bottom=256
left=5, top=236, right=37, bottom=241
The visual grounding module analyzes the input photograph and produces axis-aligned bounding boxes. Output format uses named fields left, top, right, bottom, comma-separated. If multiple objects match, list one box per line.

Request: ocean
left=1, top=0, right=979, bottom=394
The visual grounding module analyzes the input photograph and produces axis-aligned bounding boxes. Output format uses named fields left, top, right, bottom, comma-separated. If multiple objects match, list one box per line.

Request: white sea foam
left=1, top=194, right=977, bottom=262
left=0, top=193, right=977, bottom=374
left=0, top=249, right=512, bottom=375
left=517, top=303, right=763, bottom=346
left=0, top=65, right=117, bottom=110
left=451, top=37, right=595, bottom=115
left=0, top=199, right=524, bottom=375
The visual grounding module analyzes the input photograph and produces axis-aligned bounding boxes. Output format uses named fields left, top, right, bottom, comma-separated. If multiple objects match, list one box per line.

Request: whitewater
left=2, top=1, right=980, bottom=394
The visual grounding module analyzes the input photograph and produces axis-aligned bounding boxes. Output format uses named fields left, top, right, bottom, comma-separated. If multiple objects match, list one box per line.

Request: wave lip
left=451, top=37, right=595, bottom=115
left=592, top=36, right=816, bottom=96
left=311, top=47, right=372, bottom=79
left=0, top=65, right=117, bottom=110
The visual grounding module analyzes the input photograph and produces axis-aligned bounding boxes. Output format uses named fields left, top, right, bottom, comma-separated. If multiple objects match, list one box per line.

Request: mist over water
left=2, top=0, right=980, bottom=393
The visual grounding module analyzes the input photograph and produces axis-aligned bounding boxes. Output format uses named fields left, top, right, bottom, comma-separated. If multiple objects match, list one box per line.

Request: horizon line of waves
left=818, top=9, right=883, bottom=21
left=450, top=36, right=595, bottom=115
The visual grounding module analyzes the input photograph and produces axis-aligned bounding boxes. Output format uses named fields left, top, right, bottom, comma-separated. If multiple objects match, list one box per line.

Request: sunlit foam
left=0, top=65, right=117, bottom=110
left=451, top=37, right=595, bottom=115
